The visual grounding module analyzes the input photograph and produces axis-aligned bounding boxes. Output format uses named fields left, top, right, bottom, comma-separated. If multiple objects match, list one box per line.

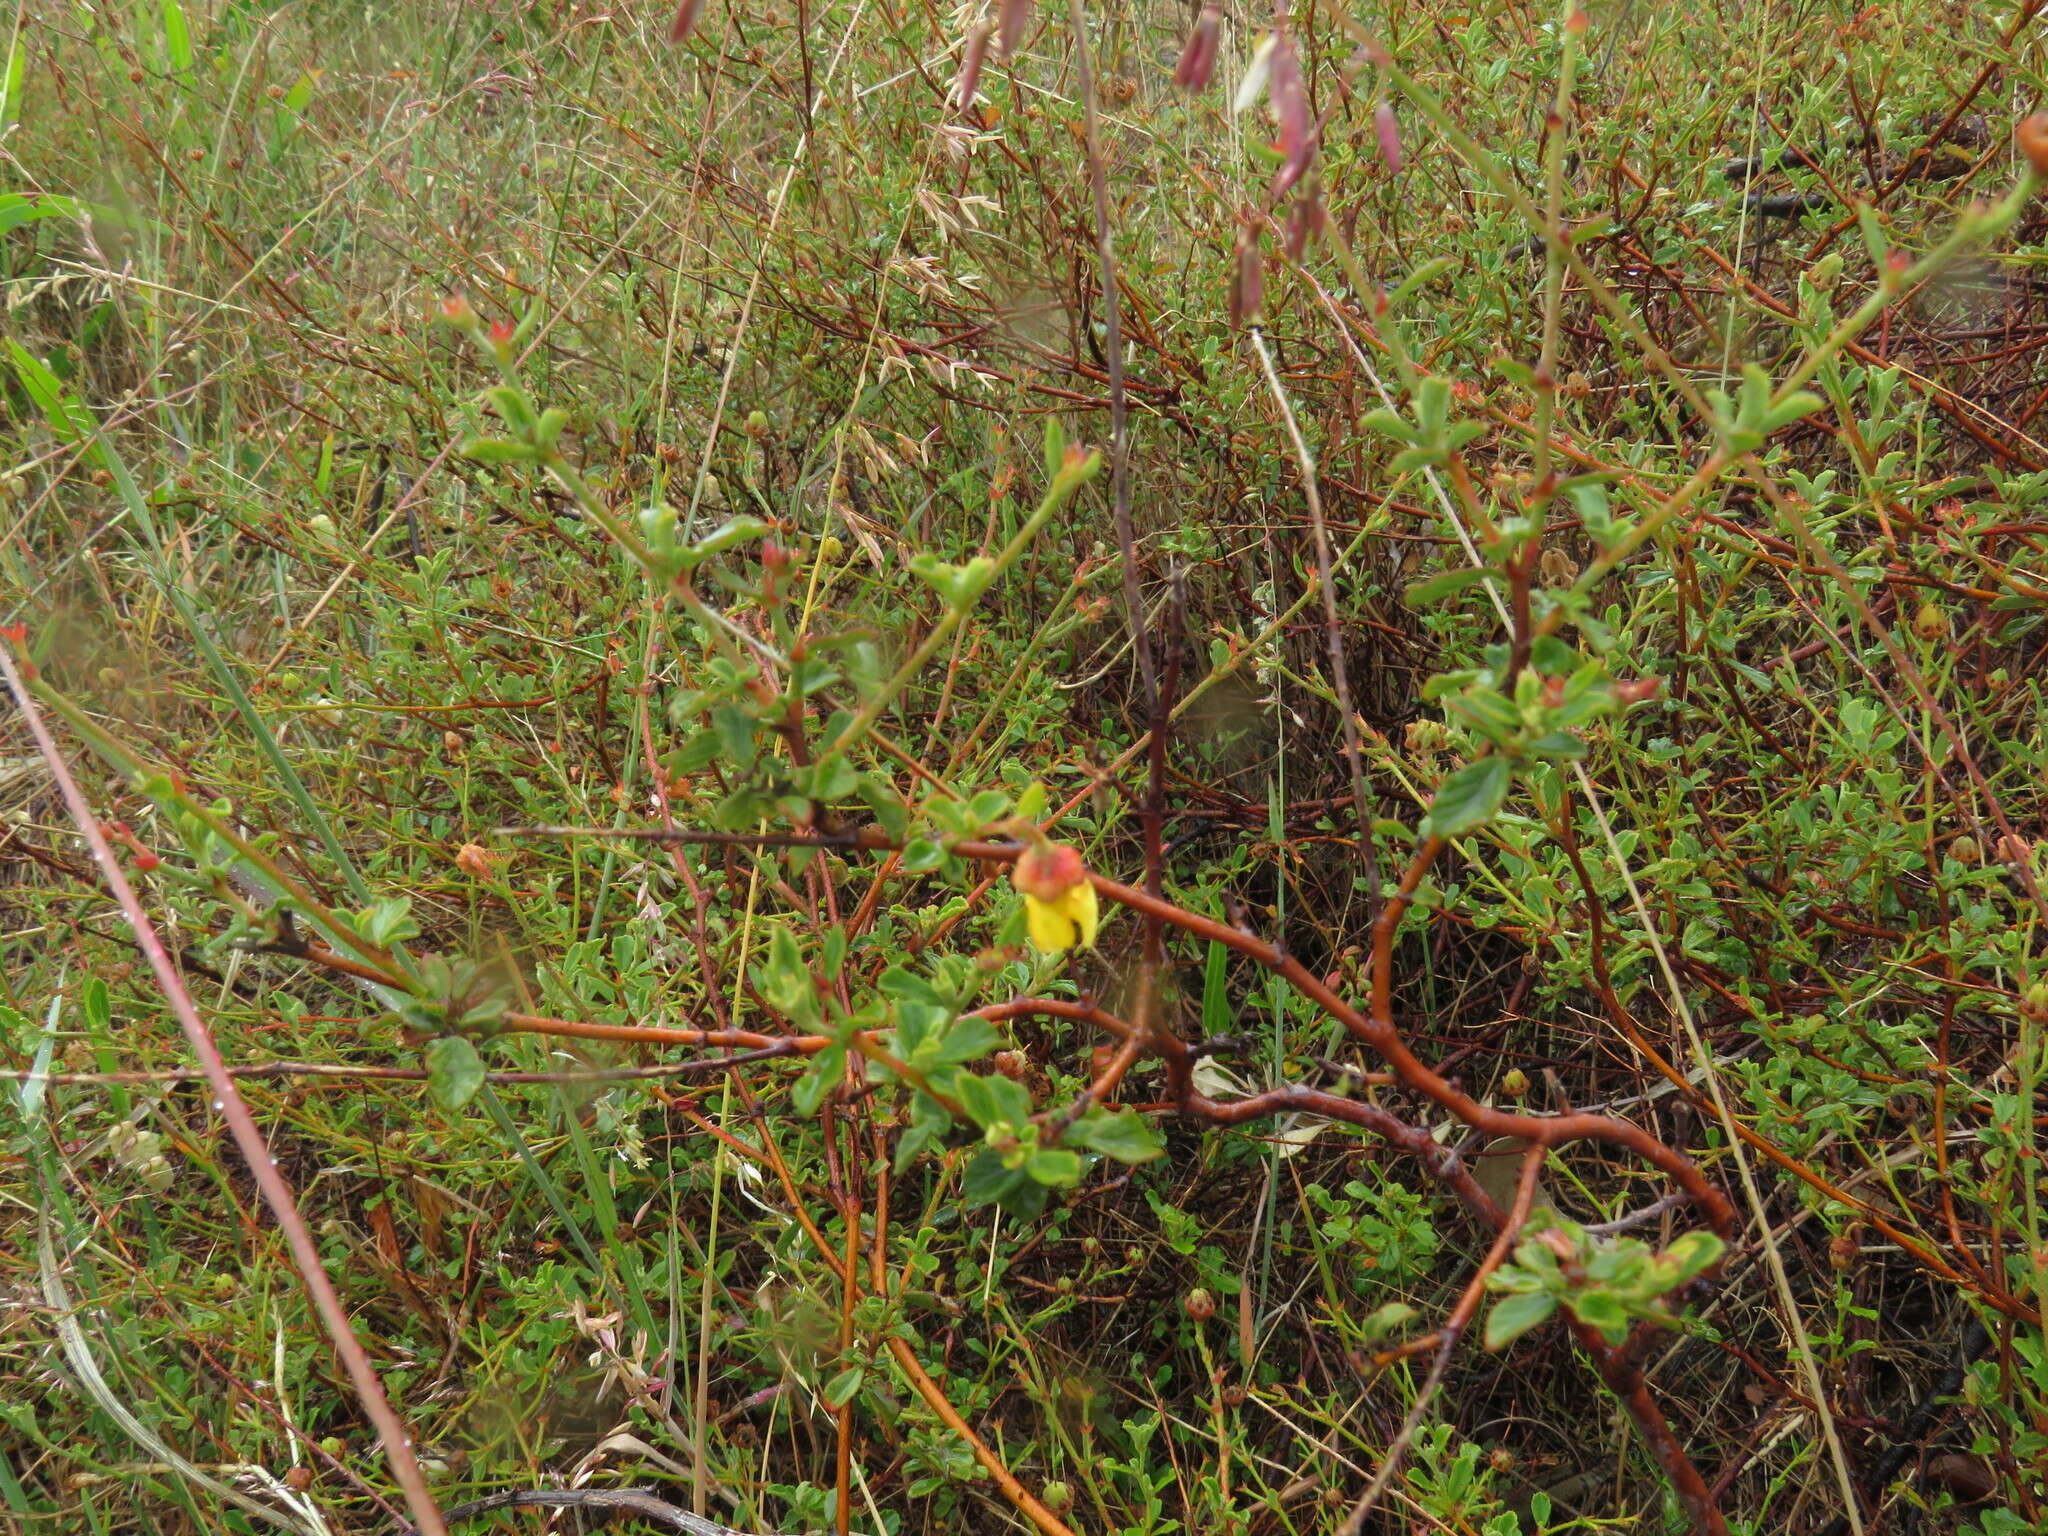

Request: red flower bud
left=1612, top=677, right=1664, bottom=707
left=1013, top=839, right=1086, bottom=902
left=1174, top=6, right=1222, bottom=91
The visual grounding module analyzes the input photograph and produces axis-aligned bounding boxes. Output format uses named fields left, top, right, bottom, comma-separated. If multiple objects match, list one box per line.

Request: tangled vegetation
left=5, top=2, right=2048, bottom=1533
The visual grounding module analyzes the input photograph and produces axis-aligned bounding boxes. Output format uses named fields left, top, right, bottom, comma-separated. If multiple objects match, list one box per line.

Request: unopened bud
left=1013, top=840, right=1086, bottom=901
left=1828, top=1227, right=1858, bottom=1272
left=2022, top=981, right=2048, bottom=1022
left=2018, top=114, right=2048, bottom=179
left=1184, top=1288, right=1216, bottom=1322
left=1501, top=1068, right=1530, bottom=1098
left=1373, top=100, right=1403, bottom=174
left=1912, top=600, right=1949, bottom=641
left=1949, top=835, right=1981, bottom=865
left=1229, top=224, right=1263, bottom=328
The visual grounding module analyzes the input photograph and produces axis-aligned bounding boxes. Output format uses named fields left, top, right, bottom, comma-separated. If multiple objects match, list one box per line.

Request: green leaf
left=424, top=1036, right=485, bottom=1112
left=1068, top=1109, right=1164, bottom=1164
left=1359, top=408, right=1420, bottom=445
left=1569, top=1288, right=1632, bottom=1344
left=460, top=437, right=540, bottom=463
left=962, top=1147, right=1027, bottom=1207
left=792, top=1045, right=844, bottom=1117
left=955, top=1072, right=1033, bottom=1129
left=711, top=706, right=757, bottom=770
left=1387, top=257, right=1457, bottom=307
left=1364, top=1301, right=1420, bottom=1340
left=822, top=1366, right=865, bottom=1410
left=1043, top=417, right=1067, bottom=484
left=1024, top=1146, right=1083, bottom=1186
left=900, top=838, right=946, bottom=873
left=1406, top=567, right=1495, bottom=608
left=355, top=895, right=419, bottom=947
left=933, top=1017, right=1004, bottom=1066
left=485, top=387, right=538, bottom=437
left=161, top=0, right=194, bottom=73
left=1201, top=939, right=1230, bottom=1041
left=1484, top=1290, right=1557, bottom=1349
left=1424, top=756, right=1511, bottom=838
left=1761, top=390, right=1825, bottom=434
left=82, top=977, right=110, bottom=1032
left=1528, top=634, right=1578, bottom=674
left=1659, top=1230, right=1725, bottom=1288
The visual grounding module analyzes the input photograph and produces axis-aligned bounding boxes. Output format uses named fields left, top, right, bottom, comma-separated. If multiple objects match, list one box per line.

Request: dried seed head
left=1537, top=548, right=1578, bottom=587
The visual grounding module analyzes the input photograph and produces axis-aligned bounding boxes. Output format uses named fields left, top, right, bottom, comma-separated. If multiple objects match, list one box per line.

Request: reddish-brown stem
left=952, top=838, right=1734, bottom=1234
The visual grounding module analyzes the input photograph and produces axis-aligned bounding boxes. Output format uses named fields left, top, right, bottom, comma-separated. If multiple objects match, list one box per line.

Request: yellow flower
left=1012, top=840, right=1100, bottom=954
left=1025, top=879, right=1099, bottom=953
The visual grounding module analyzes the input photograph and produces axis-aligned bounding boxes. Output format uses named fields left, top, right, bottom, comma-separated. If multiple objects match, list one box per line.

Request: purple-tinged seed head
left=956, top=23, right=991, bottom=117
left=1174, top=6, right=1222, bottom=91
left=1374, top=100, right=1403, bottom=174
left=997, top=0, right=1033, bottom=59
